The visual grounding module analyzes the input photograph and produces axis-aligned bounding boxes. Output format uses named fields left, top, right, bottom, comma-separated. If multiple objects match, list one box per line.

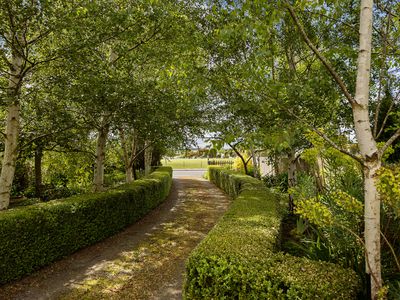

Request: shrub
left=0, top=167, right=172, bottom=284
left=184, top=167, right=360, bottom=299
left=262, top=171, right=288, bottom=192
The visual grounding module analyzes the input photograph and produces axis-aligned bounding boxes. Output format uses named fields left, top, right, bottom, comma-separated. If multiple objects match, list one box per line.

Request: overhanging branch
left=285, top=2, right=356, bottom=106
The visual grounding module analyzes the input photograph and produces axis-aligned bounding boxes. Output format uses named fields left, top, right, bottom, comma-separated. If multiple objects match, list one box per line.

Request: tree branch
left=379, top=128, right=400, bottom=158
left=375, top=0, right=399, bottom=18
left=285, top=108, right=365, bottom=165
left=285, top=2, right=356, bottom=105
left=129, top=140, right=155, bottom=164
left=112, top=23, right=163, bottom=64
left=18, top=125, right=75, bottom=150
left=48, top=147, right=96, bottom=158
left=376, top=90, right=399, bottom=140
left=373, top=10, right=391, bottom=137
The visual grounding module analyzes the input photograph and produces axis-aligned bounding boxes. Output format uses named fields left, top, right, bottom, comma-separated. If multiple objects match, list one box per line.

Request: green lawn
left=162, top=158, right=233, bottom=169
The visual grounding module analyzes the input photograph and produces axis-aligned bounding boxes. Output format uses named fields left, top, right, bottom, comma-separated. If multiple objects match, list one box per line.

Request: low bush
left=0, top=167, right=172, bottom=284
left=184, top=167, right=360, bottom=299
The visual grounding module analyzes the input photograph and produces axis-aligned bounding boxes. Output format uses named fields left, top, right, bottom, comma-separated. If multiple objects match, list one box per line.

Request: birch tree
left=0, top=1, right=81, bottom=209
left=207, top=1, right=399, bottom=297
left=285, top=1, right=399, bottom=296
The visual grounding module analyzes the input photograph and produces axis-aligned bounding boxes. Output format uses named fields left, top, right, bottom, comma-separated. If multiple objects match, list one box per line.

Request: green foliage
left=232, top=154, right=252, bottom=173
left=291, top=134, right=365, bottom=275
left=43, top=151, right=93, bottom=192
left=184, top=167, right=360, bottom=299
left=262, top=172, right=288, bottom=192
left=290, top=132, right=365, bottom=275
left=287, top=172, right=317, bottom=200
left=0, top=167, right=172, bottom=284
left=104, top=171, right=126, bottom=188
left=9, top=198, right=42, bottom=208
left=378, top=166, right=400, bottom=216
left=378, top=165, right=400, bottom=295
left=295, top=197, right=334, bottom=227
left=292, top=190, right=364, bottom=271
left=301, top=131, right=363, bottom=200
left=290, top=164, right=400, bottom=297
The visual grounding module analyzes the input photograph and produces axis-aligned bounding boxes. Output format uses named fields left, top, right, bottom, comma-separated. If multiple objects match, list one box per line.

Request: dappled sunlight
left=0, top=177, right=230, bottom=300
left=55, top=178, right=230, bottom=299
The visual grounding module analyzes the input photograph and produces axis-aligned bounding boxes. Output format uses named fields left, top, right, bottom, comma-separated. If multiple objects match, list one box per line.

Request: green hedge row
left=184, top=167, right=360, bottom=299
left=0, top=167, right=172, bottom=284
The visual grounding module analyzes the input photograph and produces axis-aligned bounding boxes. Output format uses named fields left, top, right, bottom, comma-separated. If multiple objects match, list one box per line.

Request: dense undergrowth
left=264, top=161, right=400, bottom=299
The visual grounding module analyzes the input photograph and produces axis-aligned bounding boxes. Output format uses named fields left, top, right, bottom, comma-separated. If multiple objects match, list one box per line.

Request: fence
left=207, top=159, right=234, bottom=167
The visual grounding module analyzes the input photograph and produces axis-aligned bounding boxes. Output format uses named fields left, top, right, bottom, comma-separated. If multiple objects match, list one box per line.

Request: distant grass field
left=162, top=158, right=233, bottom=169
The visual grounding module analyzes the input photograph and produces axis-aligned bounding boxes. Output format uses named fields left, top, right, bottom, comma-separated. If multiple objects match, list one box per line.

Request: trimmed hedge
left=0, top=167, right=172, bottom=284
left=184, top=167, right=360, bottom=299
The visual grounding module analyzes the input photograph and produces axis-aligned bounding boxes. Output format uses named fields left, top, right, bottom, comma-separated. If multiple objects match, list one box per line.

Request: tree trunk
left=93, top=125, right=109, bottom=192
left=287, top=150, right=297, bottom=213
left=0, top=51, right=23, bottom=210
left=125, top=166, right=134, bottom=183
left=34, top=145, right=44, bottom=198
left=287, top=0, right=381, bottom=295
left=144, top=141, right=152, bottom=176
left=240, top=156, right=249, bottom=175
left=119, top=128, right=136, bottom=184
left=353, top=0, right=382, bottom=296
left=363, top=160, right=382, bottom=298
left=251, top=146, right=260, bottom=179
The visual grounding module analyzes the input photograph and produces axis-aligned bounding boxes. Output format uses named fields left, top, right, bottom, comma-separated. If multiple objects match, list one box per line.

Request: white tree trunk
left=93, top=125, right=109, bottom=192
left=144, top=141, right=152, bottom=176
left=0, top=104, right=20, bottom=209
left=363, top=160, right=382, bottom=297
left=0, top=51, right=23, bottom=210
left=250, top=146, right=260, bottom=179
left=353, top=0, right=382, bottom=296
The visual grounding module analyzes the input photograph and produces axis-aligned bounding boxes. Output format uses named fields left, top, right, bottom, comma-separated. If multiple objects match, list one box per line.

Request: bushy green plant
left=0, top=167, right=172, bottom=284
left=287, top=133, right=365, bottom=279
left=378, top=165, right=400, bottom=298
left=289, top=158, right=400, bottom=297
left=43, top=151, right=93, bottom=192
left=184, top=167, right=360, bottom=299
left=288, top=172, right=317, bottom=200
left=9, top=198, right=42, bottom=208
left=104, top=171, right=126, bottom=187
left=302, top=131, right=364, bottom=200
left=262, top=171, right=288, bottom=192
left=290, top=187, right=365, bottom=287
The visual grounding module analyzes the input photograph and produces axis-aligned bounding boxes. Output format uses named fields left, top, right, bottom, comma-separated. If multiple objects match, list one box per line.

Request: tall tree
left=0, top=0, right=116, bottom=208
left=206, top=1, right=400, bottom=297
left=285, top=1, right=400, bottom=295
